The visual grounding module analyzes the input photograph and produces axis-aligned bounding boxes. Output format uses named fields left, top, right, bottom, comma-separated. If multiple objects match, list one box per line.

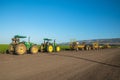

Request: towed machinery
left=102, top=43, right=111, bottom=49
left=70, top=41, right=91, bottom=51
left=8, top=35, right=38, bottom=55
left=40, top=38, right=60, bottom=53
left=91, top=42, right=102, bottom=50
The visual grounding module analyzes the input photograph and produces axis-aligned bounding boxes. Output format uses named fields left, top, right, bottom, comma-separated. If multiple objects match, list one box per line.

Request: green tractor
left=8, top=35, right=38, bottom=55
left=40, top=38, right=60, bottom=53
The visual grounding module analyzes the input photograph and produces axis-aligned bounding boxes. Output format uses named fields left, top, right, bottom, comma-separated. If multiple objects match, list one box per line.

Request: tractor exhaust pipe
left=28, top=36, right=30, bottom=43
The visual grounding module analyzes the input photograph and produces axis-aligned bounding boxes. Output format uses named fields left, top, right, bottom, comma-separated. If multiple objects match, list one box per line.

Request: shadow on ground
left=48, top=53, right=120, bottom=68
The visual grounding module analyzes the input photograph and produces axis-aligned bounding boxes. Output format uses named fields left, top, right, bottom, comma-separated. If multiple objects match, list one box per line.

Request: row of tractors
left=8, top=35, right=111, bottom=55
left=8, top=35, right=60, bottom=55
left=69, top=41, right=111, bottom=51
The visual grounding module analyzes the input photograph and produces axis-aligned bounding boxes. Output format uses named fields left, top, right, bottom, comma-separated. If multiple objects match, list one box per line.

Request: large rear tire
left=30, top=45, right=38, bottom=54
left=47, top=45, right=53, bottom=53
left=15, top=43, right=26, bottom=55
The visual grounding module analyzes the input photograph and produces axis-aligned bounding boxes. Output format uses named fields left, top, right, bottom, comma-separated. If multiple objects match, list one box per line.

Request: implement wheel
left=47, top=45, right=53, bottom=53
left=85, top=45, right=89, bottom=51
left=15, top=43, right=26, bottom=55
left=89, top=47, right=91, bottom=50
left=30, top=45, right=38, bottom=54
left=82, top=48, right=84, bottom=51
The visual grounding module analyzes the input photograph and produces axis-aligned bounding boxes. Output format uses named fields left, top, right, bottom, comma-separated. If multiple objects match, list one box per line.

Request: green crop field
left=59, top=45, right=70, bottom=50
left=0, top=44, right=9, bottom=53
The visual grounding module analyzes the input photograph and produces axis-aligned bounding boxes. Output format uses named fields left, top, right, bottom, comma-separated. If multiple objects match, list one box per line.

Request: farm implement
left=70, top=41, right=91, bottom=51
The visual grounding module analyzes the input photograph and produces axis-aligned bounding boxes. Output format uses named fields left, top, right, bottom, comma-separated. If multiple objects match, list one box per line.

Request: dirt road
left=0, top=48, right=120, bottom=80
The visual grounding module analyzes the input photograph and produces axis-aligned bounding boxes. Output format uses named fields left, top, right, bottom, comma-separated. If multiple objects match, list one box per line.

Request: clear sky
left=0, top=0, right=120, bottom=44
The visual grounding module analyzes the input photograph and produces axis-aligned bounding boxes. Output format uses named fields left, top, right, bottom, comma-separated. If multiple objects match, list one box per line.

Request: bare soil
left=0, top=48, right=120, bottom=80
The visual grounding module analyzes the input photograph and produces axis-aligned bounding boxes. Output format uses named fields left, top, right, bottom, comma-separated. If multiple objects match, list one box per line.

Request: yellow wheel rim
left=17, top=46, right=25, bottom=54
left=16, top=44, right=26, bottom=55
left=48, top=45, right=53, bottom=53
left=56, top=46, right=60, bottom=52
left=31, top=46, right=38, bottom=54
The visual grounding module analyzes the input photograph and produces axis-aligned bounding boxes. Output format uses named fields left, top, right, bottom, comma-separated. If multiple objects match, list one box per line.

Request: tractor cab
left=12, top=35, right=26, bottom=44
left=43, top=38, right=52, bottom=46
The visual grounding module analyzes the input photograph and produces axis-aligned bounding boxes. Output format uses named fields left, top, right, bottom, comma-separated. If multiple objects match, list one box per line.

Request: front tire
left=56, top=46, right=60, bottom=52
left=30, top=45, right=38, bottom=54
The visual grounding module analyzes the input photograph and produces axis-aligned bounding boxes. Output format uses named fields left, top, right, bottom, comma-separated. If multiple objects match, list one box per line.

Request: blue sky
left=0, top=0, right=120, bottom=44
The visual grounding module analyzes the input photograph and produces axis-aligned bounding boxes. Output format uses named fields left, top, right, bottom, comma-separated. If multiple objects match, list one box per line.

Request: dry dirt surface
left=0, top=48, right=120, bottom=80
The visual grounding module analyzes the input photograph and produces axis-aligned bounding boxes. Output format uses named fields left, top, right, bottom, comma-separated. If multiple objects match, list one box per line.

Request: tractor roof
left=43, top=38, right=52, bottom=41
left=14, top=35, right=27, bottom=38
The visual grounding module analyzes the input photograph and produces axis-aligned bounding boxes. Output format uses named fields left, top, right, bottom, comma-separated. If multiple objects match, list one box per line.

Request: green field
left=0, top=44, right=9, bottom=53
left=59, top=45, right=70, bottom=50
